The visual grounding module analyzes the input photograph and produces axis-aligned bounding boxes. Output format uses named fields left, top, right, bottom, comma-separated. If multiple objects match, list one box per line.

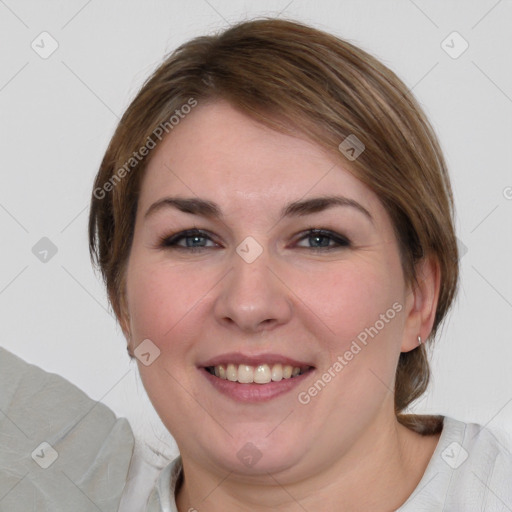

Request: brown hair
left=89, top=18, right=458, bottom=435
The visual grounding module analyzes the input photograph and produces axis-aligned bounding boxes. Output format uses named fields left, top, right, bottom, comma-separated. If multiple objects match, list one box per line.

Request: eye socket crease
left=143, top=194, right=374, bottom=225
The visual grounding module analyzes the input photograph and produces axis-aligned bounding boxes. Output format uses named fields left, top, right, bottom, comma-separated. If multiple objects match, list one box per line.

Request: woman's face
left=123, top=99, right=421, bottom=478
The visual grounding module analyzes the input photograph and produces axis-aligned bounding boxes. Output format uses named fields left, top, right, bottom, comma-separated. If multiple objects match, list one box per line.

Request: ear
left=111, top=287, right=133, bottom=353
left=401, top=254, right=441, bottom=352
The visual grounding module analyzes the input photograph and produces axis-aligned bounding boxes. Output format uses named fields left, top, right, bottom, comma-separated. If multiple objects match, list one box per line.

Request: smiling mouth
left=205, top=363, right=313, bottom=384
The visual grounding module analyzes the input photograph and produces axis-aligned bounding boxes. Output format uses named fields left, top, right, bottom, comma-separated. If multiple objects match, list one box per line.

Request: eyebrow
left=144, top=195, right=373, bottom=223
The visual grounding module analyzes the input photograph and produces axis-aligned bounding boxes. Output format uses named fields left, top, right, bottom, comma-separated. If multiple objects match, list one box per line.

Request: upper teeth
left=210, top=363, right=304, bottom=384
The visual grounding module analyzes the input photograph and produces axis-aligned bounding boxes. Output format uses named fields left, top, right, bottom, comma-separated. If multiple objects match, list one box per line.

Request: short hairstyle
left=89, top=18, right=459, bottom=434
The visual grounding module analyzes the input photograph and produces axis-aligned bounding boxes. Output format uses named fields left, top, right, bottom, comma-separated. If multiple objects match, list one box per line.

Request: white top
left=144, top=416, right=512, bottom=511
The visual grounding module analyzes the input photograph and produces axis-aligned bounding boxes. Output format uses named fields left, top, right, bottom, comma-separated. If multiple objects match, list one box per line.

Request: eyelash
left=157, top=228, right=351, bottom=253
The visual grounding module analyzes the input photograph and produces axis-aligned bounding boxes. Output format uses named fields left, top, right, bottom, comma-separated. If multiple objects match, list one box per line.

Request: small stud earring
left=418, top=335, right=422, bottom=345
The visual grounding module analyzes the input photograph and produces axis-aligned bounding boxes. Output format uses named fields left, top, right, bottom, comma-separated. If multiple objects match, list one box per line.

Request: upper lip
left=200, top=352, right=315, bottom=369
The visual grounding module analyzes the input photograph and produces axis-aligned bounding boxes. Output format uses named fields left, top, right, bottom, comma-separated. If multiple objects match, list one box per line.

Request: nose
left=213, top=245, right=293, bottom=333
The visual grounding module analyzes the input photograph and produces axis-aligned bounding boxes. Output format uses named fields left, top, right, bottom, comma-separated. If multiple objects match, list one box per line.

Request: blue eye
left=159, top=229, right=217, bottom=252
left=159, top=228, right=350, bottom=252
left=295, top=229, right=351, bottom=250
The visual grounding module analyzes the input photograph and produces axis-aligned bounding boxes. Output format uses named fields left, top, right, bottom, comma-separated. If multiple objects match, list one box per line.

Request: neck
left=176, top=416, right=441, bottom=512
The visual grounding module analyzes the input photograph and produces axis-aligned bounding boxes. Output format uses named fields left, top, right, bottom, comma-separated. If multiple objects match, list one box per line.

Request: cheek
left=295, top=262, right=402, bottom=347
left=125, top=262, right=212, bottom=346
left=126, top=263, right=210, bottom=412
left=295, top=264, right=405, bottom=421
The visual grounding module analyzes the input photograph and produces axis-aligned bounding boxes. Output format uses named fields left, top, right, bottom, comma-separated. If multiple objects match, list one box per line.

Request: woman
left=89, top=18, right=512, bottom=511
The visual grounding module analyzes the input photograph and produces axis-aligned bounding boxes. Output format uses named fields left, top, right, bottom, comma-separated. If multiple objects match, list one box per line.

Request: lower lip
left=201, top=368, right=314, bottom=403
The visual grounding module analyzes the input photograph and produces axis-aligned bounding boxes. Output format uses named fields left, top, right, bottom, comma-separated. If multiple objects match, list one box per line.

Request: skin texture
left=121, top=100, right=442, bottom=511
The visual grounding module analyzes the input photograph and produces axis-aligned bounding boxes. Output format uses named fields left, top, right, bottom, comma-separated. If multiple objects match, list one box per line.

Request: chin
left=197, top=430, right=305, bottom=477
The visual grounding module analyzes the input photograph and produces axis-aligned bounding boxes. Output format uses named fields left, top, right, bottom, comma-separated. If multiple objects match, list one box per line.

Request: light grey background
left=1, top=0, right=511, bottom=468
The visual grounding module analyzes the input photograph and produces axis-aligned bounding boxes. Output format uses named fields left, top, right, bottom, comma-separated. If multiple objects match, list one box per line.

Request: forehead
left=139, top=100, right=380, bottom=219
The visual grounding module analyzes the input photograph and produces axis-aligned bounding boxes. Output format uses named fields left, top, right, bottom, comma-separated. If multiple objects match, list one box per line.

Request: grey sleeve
left=0, top=346, right=135, bottom=512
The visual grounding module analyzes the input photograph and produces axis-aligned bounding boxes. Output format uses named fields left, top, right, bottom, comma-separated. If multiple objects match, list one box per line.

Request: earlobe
left=401, top=255, right=441, bottom=353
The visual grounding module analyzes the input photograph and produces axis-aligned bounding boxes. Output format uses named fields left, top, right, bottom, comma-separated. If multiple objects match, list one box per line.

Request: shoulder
left=0, top=346, right=135, bottom=512
left=446, top=415, right=512, bottom=476
left=399, top=415, right=512, bottom=511
left=447, top=417, right=512, bottom=504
